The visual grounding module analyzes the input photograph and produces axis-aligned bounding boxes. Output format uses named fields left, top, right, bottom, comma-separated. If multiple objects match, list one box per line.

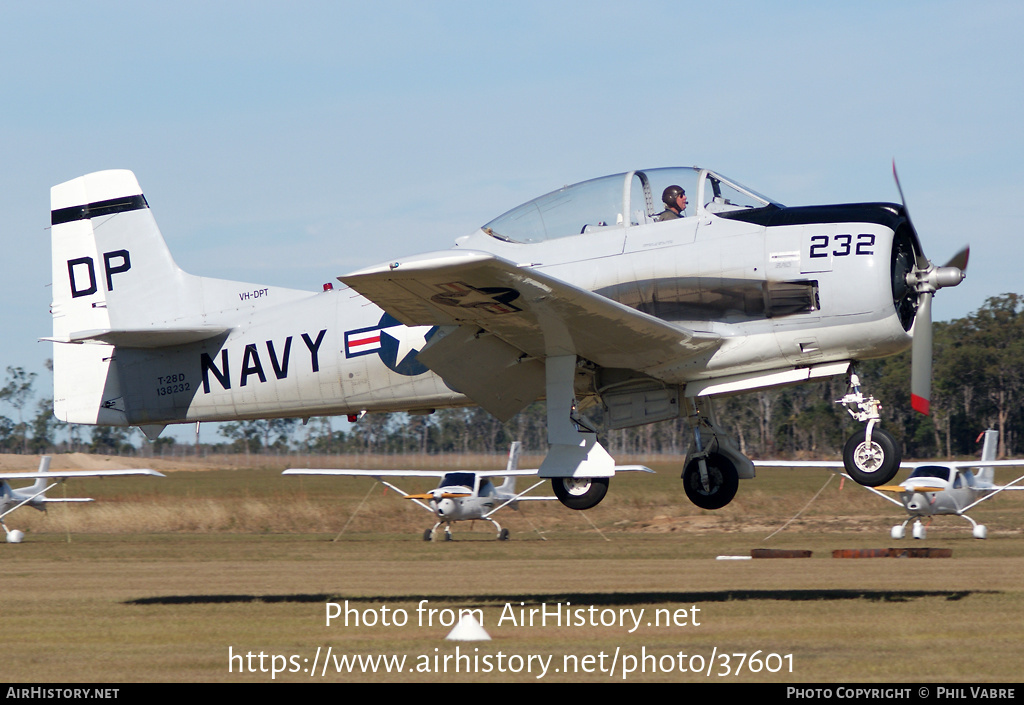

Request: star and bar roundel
left=343, top=282, right=520, bottom=377
left=344, top=314, right=437, bottom=377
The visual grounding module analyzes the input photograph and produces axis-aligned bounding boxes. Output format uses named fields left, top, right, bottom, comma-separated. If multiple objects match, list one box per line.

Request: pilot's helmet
left=662, top=185, right=685, bottom=206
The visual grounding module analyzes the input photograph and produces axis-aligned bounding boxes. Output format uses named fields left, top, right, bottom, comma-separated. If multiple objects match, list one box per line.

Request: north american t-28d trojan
left=48, top=165, right=965, bottom=511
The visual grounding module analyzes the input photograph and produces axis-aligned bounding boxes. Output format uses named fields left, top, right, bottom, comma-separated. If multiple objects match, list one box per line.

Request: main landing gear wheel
left=682, top=453, right=739, bottom=510
left=498, top=528, right=510, bottom=541
left=843, top=428, right=901, bottom=487
left=551, top=476, right=609, bottom=510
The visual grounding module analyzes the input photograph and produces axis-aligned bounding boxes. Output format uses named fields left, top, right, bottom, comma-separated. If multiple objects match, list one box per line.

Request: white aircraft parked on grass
left=0, top=457, right=164, bottom=543
left=47, top=165, right=964, bottom=513
left=284, top=443, right=646, bottom=540
left=756, top=430, right=1024, bottom=539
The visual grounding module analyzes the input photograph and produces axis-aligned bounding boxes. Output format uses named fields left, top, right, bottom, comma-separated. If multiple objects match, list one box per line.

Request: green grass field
left=3, top=454, right=1023, bottom=682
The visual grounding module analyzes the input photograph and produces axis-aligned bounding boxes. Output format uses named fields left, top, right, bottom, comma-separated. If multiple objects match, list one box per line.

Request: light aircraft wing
left=752, top=460, right=909, bottom=506
left=284, top=468, right=544, bottom=478
left=340, top=250, right=721, bottom=419
left=0, top=469, right=165, bottom=480
left=751, top=459, right=1024, bottom=470
left=283, top=469, right=453, bottom=478
left=942, top=460, right=1024, bottom=470
left=749, top=463, right=843, bottom=467
left=284, top=466, right=655, bottom=478
left=475, top=466, right=655, bottom=477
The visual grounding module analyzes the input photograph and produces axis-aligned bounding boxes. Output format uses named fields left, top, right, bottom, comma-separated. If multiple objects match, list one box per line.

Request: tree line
left=4, top=294, right=1022, bottom=459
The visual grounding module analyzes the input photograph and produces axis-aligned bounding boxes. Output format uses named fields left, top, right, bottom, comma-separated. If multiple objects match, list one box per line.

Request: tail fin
left=50, top=171, right=215, bottom=424
left=23, top=457, right=53, bottom=497
left=50, top=170, right=221, bottom=347
left=497, top=442, right=523, bottom=493
left=975, top=429, right=998, bottom=484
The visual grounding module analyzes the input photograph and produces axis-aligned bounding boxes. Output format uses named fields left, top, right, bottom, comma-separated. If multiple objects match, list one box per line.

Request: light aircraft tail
left=497, top=442, right=523, bottom=494
left=22, top=456, right=54, bottom=500
left=975, top=429, right=998, bottom=484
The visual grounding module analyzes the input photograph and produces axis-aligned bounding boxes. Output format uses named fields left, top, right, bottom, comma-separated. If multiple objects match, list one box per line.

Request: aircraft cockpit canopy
left=439, top=472, right=476, bottom=492
left=481, top=167, right=780, bottom=244
left=908, top=466, right=951, bottom=482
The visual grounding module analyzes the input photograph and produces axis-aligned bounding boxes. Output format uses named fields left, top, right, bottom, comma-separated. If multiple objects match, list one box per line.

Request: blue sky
left=2, top=1, right=1022, bottom=441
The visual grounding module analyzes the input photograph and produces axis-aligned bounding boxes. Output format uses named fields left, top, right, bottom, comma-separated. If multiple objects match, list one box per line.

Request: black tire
left=498, top=528, right=510, bottom=541
left=843, top=428, right=901, bottom=486
left=551, top=476, right=609, bottom=510
left=682, top=453, right=739, bottom=510
left=423, top=528, right=434, bottom=541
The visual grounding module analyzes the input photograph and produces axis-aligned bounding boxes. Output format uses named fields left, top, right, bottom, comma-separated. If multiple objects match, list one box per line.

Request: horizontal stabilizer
left=36, top=498, right=95, bottom=504
left=48, top=326, right=230, bottom=348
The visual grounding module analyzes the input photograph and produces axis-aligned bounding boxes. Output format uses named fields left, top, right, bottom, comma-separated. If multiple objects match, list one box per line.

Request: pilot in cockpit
left=656, top=185, right=688, bottom=221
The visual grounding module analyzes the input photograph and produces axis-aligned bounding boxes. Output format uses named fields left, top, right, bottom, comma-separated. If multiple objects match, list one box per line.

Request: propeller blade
left=944, top=246, right=970, bottom=272
left=894, top=163, right=967, bottom=417
left=876, top=484, right=945, bottom=493
left=911, top=290, right=933, bottom=415
left=892, top=161, right=929, bottom=269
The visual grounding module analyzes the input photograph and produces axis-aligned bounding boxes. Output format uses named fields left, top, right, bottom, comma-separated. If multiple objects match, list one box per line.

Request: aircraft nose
left=906, top=493, right=929, bottom=512
left=435, top=498, right=456, bottom=517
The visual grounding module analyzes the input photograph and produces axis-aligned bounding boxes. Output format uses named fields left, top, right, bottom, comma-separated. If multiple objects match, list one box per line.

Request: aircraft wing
left=285, top=466, right=654, bottom=477
left=943, top=460, right=1024, bottom=470
left=284, top=468, right=547, bottom=478
left=33, top=498, right=95, bottom=503
left=476, top=466, right=655, bottom=478
left=0, top=469, right=165, bottom=480
left=753, top=461, right=913, bottom=506
left=752, top=461, right=846, bottom=469
left=340, top=250, right=721, bottom=419
left=283, top=469, right=452, bottom=478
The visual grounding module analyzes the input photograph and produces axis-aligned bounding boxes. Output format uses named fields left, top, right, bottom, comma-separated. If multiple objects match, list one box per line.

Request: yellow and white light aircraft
left=757, top=431, right=1024, bottom=539
left=0, top=457, right=164, bottom=542
left=47, top=165, right=964, bottom=512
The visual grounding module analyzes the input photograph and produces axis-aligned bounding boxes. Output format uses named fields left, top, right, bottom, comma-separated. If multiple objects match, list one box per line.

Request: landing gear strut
left=836, top=372, right=901, bottom=487
left=423, top=517, right=512, bottom=541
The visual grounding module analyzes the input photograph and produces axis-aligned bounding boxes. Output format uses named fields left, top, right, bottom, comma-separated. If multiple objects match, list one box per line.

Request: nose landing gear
left=837, top=372, right=901, bottom=487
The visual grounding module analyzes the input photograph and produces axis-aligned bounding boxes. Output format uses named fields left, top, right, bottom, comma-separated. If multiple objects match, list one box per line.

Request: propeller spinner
left=893, top=162, right=967, bottom=415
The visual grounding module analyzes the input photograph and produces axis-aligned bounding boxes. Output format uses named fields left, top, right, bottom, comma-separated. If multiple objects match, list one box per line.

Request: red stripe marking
left=911, top=394, right=930, bottom=415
